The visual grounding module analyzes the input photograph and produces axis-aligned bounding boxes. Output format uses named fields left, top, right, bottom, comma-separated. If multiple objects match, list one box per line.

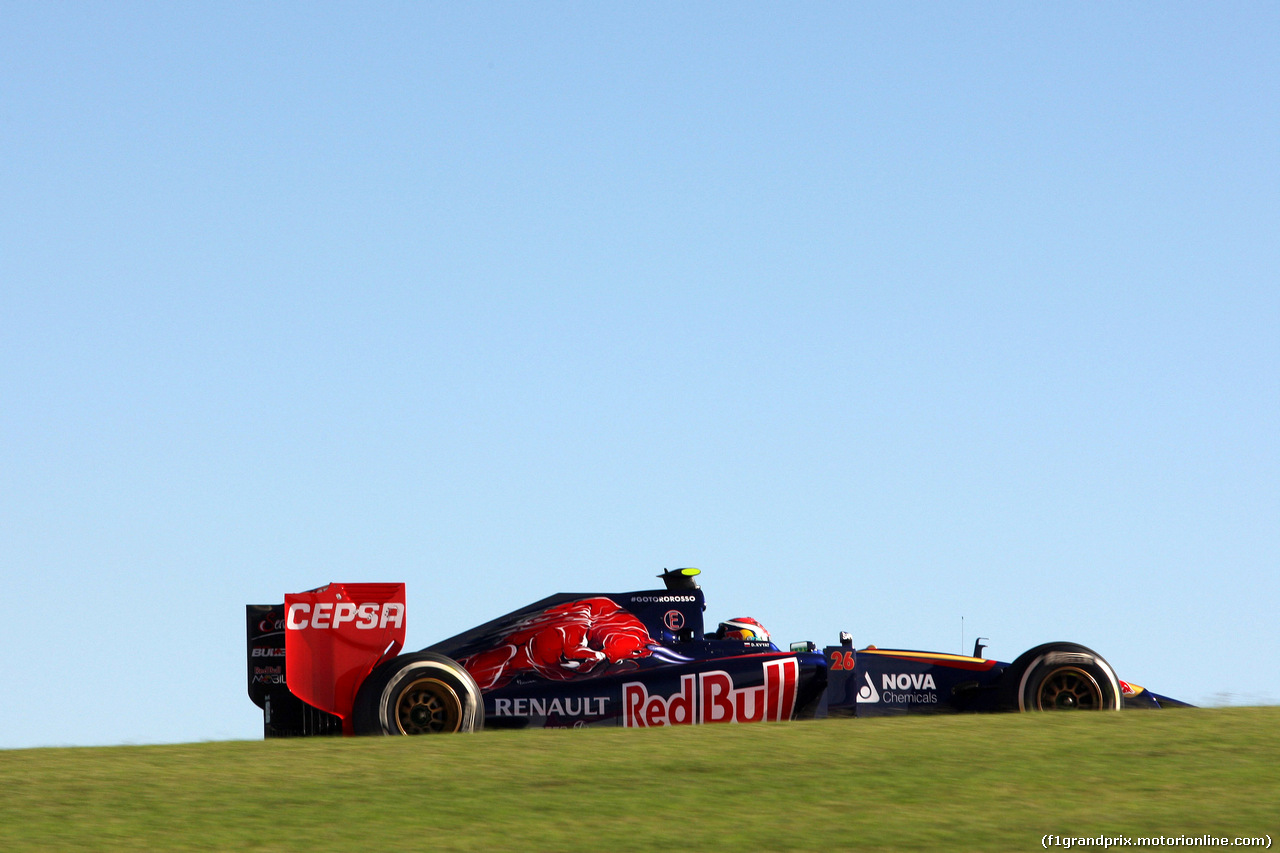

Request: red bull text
left=623, top=658, right=799, bottom=727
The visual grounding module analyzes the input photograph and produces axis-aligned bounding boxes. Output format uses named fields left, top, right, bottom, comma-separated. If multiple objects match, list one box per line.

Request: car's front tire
left=1005, top=642, right=1122, bottom=712
left=353, top=651, right=485, bottom=735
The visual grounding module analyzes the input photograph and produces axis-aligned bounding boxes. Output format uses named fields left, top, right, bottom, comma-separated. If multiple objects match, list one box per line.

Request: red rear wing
left=284, top=582, right=406, bottom=734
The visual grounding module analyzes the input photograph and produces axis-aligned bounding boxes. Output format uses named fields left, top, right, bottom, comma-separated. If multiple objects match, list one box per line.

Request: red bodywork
left=283, top=582, right=406, bottom=734
left=457, top=597, right=654, bottom=690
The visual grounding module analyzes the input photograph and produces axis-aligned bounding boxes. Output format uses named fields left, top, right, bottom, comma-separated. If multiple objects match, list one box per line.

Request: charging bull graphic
left=458, top=597, right=655, bottom=690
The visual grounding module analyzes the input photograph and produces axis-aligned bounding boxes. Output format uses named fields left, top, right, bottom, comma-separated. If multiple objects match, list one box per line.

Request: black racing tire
left=1003, top=642, right=1122, bottom=712
left=352, top=651, right=485, bottom=735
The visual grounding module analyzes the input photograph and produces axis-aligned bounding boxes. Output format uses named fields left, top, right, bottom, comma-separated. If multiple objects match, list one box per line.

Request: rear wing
left=246, top=583, right=406, bottom=737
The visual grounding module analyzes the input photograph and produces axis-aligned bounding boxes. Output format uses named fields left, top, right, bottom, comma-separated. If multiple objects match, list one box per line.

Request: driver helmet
left=716, top=617, right=770, bottom=642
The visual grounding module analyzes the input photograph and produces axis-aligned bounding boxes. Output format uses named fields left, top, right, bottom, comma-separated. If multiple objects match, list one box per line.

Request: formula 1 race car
left=245, top=569, right=1188, bottom=737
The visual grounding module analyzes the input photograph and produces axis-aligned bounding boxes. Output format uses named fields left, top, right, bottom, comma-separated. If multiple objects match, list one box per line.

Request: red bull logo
left=622, top=658, right=799, bottom=727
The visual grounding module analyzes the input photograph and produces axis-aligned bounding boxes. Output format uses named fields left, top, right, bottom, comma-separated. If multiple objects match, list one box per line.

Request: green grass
left=2, top=708, right=1277, bottom=851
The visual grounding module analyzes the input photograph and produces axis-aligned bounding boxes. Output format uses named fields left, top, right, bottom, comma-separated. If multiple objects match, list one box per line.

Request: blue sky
left=2, top=3, right=1276, bottom=748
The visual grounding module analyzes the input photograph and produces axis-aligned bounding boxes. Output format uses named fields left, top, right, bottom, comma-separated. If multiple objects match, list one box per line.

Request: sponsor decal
left=250, top=666, right=284, bottom=686
left=252, top=665, right=285, bottom=685
left=285, top=601, right=404, bottom=631
left=622, top=658, right=799, bottom=727
left=252, top=648, right=286, bottom=658
left=883, top=673, right=936, bottom=691
left=492, top=696, right=610, bottom=718
left=857, top=672, right=939, bottom=704
left=879, top=673, right=938, bottom=705
left=663, top=609, right=685, bottom=631
left=252, top=673, right=286, bottom=685
left=628, top=594, right=697, bottom=604
left=856, top=672, right=879, bottom=704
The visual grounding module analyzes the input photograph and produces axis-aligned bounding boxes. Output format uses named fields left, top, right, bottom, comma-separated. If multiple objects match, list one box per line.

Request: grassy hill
left=2, top=707, right=1276, bottom=851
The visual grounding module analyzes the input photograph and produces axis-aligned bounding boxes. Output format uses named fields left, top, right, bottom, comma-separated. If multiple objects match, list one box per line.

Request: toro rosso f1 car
left=245, top=569, right=1188, bottom=737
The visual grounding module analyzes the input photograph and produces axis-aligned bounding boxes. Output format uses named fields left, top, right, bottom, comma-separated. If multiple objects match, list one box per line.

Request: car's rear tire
left=1004, top=642, right=1122, bottom=712
left=353, top=651, right=485, bottom=735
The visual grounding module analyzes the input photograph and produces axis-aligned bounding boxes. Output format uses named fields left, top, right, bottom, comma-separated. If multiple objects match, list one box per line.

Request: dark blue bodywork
left=423, top=578, right=1188, bottom=728
left=428, top=585, right=829, bottom=728
left=247, top=572, right=1188, bottom=737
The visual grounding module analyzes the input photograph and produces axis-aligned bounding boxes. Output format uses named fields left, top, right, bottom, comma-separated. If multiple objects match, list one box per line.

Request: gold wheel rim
left=395, top=677, right=463, bottom=734
left=1036, top=666, right=1103, bottom=710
